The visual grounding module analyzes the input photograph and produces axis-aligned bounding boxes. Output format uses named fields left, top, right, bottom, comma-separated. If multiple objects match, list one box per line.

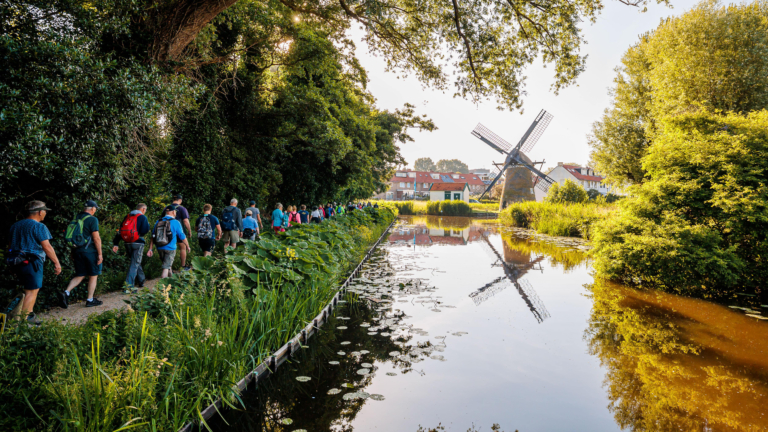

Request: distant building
left=428, top=182, right=470, bottom=202
left=534, top=162, right=615, bottom=201
left=373, top=169, right=486, bottom=200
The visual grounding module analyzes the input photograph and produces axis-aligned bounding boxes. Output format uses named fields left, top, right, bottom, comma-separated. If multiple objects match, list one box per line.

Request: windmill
left=472, top=110, right=556, bottom=210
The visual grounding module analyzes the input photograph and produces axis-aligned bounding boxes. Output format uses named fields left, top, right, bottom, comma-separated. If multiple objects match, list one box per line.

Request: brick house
left=373, top=169, right=487, bottom=200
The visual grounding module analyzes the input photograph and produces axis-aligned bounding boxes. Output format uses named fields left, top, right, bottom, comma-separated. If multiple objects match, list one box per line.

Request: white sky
left=352, top=0, right=700, bottom=171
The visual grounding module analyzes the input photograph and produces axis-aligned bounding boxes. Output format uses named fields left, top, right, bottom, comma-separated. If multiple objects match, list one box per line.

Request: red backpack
left=119, top=214, right=140, bottom=243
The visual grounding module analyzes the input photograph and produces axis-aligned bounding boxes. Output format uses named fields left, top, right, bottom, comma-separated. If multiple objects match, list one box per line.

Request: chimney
left=557, top=162, right=563, bottom=166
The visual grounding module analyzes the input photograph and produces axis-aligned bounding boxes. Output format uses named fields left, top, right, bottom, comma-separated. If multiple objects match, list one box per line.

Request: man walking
left=8, top=201, right=62, bottom=324
left=195, top=204, right=222, bottom=257
left=147, top=205, right=189, bottom=278
left=298, top=205, right=310, bottom=224
left=171, top=195, right=192, bottom=270
left=243, top=210, right=259, bottom=241
left=221, top=199, right=243, bottom=249
left=248, top=200, right=263, bottom=233
left=112, top=203, right=150, bottom=292
left=272, top=203, right=286, bottom=233
left=60, top=200, right=103, bottom=308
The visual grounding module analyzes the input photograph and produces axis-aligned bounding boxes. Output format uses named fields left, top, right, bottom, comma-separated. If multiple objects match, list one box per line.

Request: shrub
left=499, top=201, right=615, bottom=239
left=425, top=200, right=472, bottom=216
left=545, top=179, right=588, bottom=203
left=592, top=111, right=768, bottom=297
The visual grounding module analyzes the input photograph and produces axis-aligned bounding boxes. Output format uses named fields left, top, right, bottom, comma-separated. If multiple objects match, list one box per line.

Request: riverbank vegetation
left=499, top=201, right=614, bottom=240
left=0, top=208, right=395, bottom=431
left=383, top=201, right=492, bottom=216
left=588, top=1, right=768, bottom=299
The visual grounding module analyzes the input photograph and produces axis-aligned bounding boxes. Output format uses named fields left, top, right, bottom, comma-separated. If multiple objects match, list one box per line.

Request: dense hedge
left=0, top=207, right=395, bottom=431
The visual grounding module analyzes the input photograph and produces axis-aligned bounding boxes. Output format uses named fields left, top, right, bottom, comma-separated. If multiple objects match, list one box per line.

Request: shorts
left=310, top=217, right=320, bottom=223
left=272, top=226, right=285, bottom=233
left=198, top=238, right=216, bottom=253
left=73, top=249, right=102, bottom=277
left=17, top=258, right=44, bottom=290
left=157, top=249, right=177, bottom=270
left=222, top=230, right=240, bottom=244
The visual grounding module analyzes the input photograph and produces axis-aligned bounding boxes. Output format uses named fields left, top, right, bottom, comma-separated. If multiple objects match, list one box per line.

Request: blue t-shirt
left=9, top=219, right=53, bottom=261
left=153, top=216, right=186, bottom=250
left=194, top=214, right=220, bottom=235
left=243, top=216, right=258, bottom=231
left=272, top=209, right=286, bottom=227
left=298, top=210, right=310, bottom=224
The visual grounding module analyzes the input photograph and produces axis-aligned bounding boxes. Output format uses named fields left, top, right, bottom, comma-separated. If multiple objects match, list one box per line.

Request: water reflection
left=388, top=216, right=496, bottom=246
left=585, top=279, right=768, bottom=431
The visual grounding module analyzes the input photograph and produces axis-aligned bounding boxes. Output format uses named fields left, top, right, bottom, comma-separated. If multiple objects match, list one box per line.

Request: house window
left=444, top=191, right=451, bottom=200
left=460, top=176, right=465, bottom=179
left=431, top=173, right=440, bottom=179
left=453, top=193, right=461, bottom=200
left=408, top=172, right=416, bottom=178
left=406, top=183, right=410, bottom=188
left=395, top=172, right=407, bottom=177
left=451, top=174, right=459, bottom=179
left=399, top=182, right=405, bottom=188
left=424, top=183, right=429, bottom=188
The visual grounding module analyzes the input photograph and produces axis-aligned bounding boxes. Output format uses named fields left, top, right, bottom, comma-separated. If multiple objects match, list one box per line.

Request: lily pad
left=343, top=383, right=355, bottom=388
left=281, top=418, right=294, bottom=425
left=360, top=323, right=371, bottom=327
left=356, top=368, right=371, bottom=375
left=295, top=376, right=311, bottom=382
left=337, top=351, right=346, bottom=356
left=386, top=372, right=397, bottom=376
left=361, top=362, right=373, bottom=368
left=368, top=332, right=378, bottom=336
left=389, top=351, right=400, bottom=356
left=327, top=388, right=341, bottom=395
left=340, top=341, right=351, bottom=345
left=370, top=394, right=386, bottom=401
left=337, top=326, right=348, bottom=330
left=328, top=361, right=340, bottom=365
left=359, top=350, right=370, bottom=354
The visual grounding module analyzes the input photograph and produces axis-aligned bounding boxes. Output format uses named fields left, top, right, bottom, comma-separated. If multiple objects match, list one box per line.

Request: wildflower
left=203, top=328, right=212, bottom=340
left=194, top=316, right=201, bottom=328
left=218, top=341, right=224, bottom=347
left=102, top=325, right=109, bottom=330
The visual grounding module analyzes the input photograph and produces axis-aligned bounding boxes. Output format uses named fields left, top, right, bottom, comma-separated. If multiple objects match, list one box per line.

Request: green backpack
left=65, top=214, right=92, bottom=248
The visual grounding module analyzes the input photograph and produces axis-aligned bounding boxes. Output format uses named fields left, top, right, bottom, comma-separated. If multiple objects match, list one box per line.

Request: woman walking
left=272, top=203, right=286, bottom=233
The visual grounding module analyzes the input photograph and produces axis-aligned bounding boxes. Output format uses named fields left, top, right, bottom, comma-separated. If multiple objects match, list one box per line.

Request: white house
left=534, top=163, right=616, bottom=201
left=429, top=182, right=470, bottom=202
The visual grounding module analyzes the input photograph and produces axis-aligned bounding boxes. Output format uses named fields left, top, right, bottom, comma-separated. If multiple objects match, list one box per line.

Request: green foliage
left=413, top=157, right=437, bottom=172
left=0, top=208, right=395, bottom=430
left=544, top=179, right=588, bottom=204
left=500, top=201, right=615, bottom=239
left=425, top=200, right=472, bottom=216
left=392, top=201, right=416, bottom=215
left=593, top=111, right=768, bottom=297
left=435, top=159, right=469, bottom=174
left=590, top=0, right=768, bottom=186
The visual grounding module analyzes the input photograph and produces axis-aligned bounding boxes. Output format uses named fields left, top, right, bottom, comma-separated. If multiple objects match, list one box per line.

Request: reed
left=499, top=201, right=616, bottom=239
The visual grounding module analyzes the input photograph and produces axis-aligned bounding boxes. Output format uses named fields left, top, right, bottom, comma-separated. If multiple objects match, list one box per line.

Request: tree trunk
left=151, top=0, right=240, bottom=61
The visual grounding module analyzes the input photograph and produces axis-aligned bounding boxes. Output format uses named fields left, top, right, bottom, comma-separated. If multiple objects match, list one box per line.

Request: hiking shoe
left=58, top=291, right=68, bottom=309
left=26, top=313, right=41, bottom=326
left=85, top=298, right=103, bottom=307
left=182, top=266, right=192, bottom=271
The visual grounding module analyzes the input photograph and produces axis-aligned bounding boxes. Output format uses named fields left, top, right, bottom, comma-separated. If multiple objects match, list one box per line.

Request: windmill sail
left=472, top=123, right=514, bottom=154
left=519, top=110, right=554, bottom=153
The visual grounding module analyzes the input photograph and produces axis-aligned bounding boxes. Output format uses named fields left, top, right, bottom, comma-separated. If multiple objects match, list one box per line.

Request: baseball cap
left=164, top=205, right=178, bottom=213
left=250, top=200, right=256, bottom=205
left=173, top=194, right=183, bottom=200
left=85, top=200, right=99, bottom=209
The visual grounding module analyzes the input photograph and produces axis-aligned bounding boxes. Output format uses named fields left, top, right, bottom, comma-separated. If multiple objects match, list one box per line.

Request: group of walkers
left=6, top=195, right=377, bottom=325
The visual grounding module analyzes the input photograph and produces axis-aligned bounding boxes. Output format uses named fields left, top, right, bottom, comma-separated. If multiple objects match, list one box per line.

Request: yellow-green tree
left=545, top=179, right=588, bottom=204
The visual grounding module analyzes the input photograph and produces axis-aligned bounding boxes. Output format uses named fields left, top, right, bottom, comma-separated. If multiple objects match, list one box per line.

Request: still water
left=207, top=216, right=768, bottom=431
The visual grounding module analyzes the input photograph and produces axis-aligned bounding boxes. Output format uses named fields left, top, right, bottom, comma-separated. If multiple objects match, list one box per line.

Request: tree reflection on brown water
left=585, top=280, right=768, bottom=431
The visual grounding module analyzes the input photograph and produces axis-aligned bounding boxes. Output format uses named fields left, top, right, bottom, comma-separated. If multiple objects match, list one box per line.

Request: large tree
left=413, top=157, right=437, bottom=171
left=436, top=158, right=469, bottom=173
left=589, top=1, right=768, bottom=186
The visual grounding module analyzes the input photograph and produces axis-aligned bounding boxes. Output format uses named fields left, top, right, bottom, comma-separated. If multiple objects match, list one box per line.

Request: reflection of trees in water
left=585, top=279, right=768, bottom=432
left=501, top=233, right=589, bottom=272
left=204, top=249, right=448, bottom=432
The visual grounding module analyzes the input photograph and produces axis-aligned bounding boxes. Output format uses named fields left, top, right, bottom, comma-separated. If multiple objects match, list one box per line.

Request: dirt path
left=39, top=278, right=161, bottom=325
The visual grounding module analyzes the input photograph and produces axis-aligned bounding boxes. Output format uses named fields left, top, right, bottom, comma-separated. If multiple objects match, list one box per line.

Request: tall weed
left=499, top=201, right=615, bottom=239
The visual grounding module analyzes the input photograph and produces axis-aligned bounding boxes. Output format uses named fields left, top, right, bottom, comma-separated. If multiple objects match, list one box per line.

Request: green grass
left=375, top=200, right=493, bottom=216
left=0, top=208, right=396, bottom=431
left=499, top=201, right=616, bottom=239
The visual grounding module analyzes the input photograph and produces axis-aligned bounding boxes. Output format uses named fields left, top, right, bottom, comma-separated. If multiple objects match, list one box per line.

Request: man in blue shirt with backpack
left=111, top=203, right=150, bottom=292
left=147, top=205, right=189, bottom=278
left=221, top=198, right=243, bottom=250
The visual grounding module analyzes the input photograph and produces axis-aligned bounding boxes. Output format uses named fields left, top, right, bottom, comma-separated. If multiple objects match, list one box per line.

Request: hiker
left=298, top=205, right=310, bottom=224
left=366, top=202, right=372, bottom=208
left=373, top=202, right=379, bottom=209
left=310, top=206, right=322, bottom=223
left=347, top=202, right=355, bottom=212
left=243, top=210, right=259, bottom=241
left=147, top=205, right=189, bottom=278
left=111, top=203, right=150, bottom=292
left=272, top=203, right=286, bottom=233
left=248, top=200, right=263, bottom=232
left=195, top=204, right=222, bottom=257
left=326, top=203, right=335, bottom=218
left=171, top=195, right=192, bottom=271
left=60, top=200, right=103, bottom=308
left=7, top=201, right=62, bottom=324
left=288, top=205, right=301, bottom=226
left=221, top=199, right=243, bottom=249
left=336, top=202, right=345, bottom=216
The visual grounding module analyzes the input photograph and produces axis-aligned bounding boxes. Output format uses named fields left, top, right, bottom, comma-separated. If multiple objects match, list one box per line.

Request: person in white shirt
left=310, top=207, right=322, bottom=223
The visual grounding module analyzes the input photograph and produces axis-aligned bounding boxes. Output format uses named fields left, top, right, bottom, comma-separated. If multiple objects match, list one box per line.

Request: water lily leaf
left=361, top=363, right=373, bottom=368
left=337, top=326, right=347, bottom=330
left=359, top=350, right=370, bottom=354
left=389, top=351, right=400, bottom=356
left=337, top=351, right=346, bottom=356
left=370, top=394, right=385, bottom=401
left=295, top=376, right=311, bottom=382
left=343, top=383, right=354, bottom=388
left=340, top=341, right=351, bottom=345
left=328, top=361, right=340, bottom=365
left=386, top=372, right=397, bottom=376
left=356, top=368, right=370, bottom=375
left=327, top=388, right=341, bottom=395
left=281, top=418, right=294, bottom=425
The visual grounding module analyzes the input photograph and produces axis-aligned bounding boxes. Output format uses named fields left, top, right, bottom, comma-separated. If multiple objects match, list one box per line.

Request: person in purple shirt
left=171, top=195, right=192, bottom=270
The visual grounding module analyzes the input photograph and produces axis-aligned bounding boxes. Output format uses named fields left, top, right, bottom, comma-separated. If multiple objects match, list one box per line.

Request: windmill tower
left=471, top=110, right=557, bottom=211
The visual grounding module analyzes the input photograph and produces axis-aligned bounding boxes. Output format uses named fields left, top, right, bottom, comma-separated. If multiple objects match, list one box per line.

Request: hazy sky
left=352, top=0, right=700, bottom=171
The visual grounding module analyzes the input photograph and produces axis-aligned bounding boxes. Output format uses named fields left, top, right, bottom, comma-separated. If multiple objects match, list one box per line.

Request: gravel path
left=39, top=278, right=161, bottom=325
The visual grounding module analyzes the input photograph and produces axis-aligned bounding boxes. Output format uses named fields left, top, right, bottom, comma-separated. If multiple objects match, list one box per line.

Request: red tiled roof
left=430, top=183, right=467, bottom=192
left=562, top=165, right=604, bottom=182
left=390, top=170, right=486, bottom=186
left=429, top=236, right=465, bottom=245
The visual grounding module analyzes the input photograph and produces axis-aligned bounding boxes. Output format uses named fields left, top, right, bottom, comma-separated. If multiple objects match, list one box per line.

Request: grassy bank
left=499, top=201, right=616, bottom=239
left=378, top=200, right=493, bottom=216
left=0, top=208, right=395, bottom=431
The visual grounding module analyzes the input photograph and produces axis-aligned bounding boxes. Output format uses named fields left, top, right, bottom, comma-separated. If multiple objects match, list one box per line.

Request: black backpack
left=153, top=219, right=173, bottom=247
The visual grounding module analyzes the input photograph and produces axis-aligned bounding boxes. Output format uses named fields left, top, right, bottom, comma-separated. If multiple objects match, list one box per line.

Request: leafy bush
left=426, top=200, right=472, bottom=216
left=500, top=201, right=615, bottom=239
left=545, top=179, right=588, bottom=204
left=592, top=111, right=768, bottom=297
left=0, top=207, right=396, bottom=430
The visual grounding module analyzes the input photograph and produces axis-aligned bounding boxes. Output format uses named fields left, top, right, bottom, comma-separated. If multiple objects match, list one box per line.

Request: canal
left=206, top=216, right=768, bottom=432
